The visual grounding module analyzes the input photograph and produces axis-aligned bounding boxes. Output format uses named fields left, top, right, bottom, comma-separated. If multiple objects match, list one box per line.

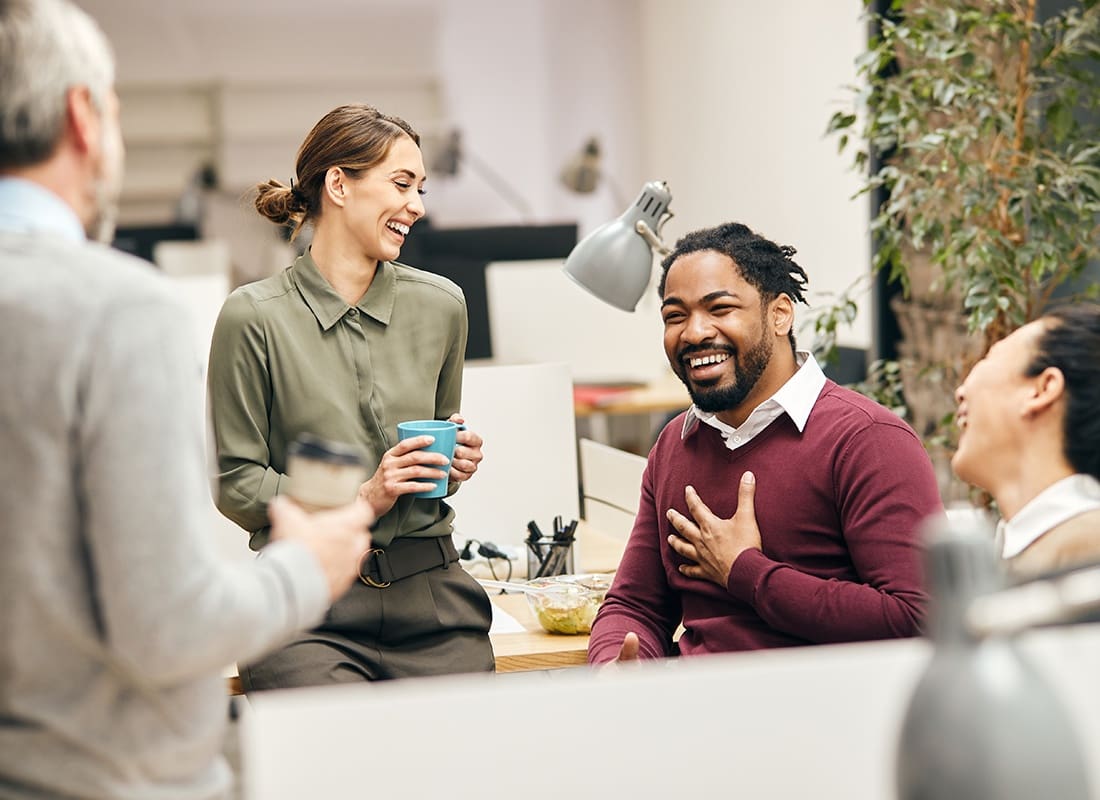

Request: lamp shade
left=562, top=180, right=673, bottom=312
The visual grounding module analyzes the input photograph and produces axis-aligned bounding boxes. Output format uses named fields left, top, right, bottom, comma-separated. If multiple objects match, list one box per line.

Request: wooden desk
left=490, top=593, right=591, bottom=672
left=488, top=520, right=626, bottom=673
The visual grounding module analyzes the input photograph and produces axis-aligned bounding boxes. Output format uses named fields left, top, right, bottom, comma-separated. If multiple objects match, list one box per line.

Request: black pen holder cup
left=526, top=538, right=575, bottom=579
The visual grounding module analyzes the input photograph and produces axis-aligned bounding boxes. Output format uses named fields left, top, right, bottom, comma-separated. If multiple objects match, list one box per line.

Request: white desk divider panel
left=162, top=273, right=230, bottom=375
left=578, top=438, right=647, bottom=540
left=203, top=495, right=255, bottom=566
left=153, top=239, right=232, bottom=278
left=447, top=362, right=579, bottom=552
left=485, top=259, right=668, bottom=385
left=241, top=621, right=1100, bottom=799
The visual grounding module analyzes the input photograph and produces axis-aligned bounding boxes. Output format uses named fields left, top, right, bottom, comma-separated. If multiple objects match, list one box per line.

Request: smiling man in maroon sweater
left=588, top=223, right=943, bottom=664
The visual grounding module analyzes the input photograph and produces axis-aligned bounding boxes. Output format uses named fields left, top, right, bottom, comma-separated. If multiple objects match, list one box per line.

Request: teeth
left=387, top=221, right=410, bottom=236
left=688, top=354, right=729, bottom=368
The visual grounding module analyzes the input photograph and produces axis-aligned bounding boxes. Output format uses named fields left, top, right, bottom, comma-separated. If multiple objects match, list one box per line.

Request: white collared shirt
left=681, top=350, right=827, bottom=450
left=1002, top=474, right=1100, bottom=558
left=0, top=177, right=85, bottom=242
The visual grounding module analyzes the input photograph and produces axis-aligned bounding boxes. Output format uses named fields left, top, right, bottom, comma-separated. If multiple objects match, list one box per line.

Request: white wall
left=639, top=0, right=872, bottom=349
left=79, top=0, right=871, bottom=349
left=426, top=0, right=646, bottom=237
left=77, top=0, right=440, bottom=84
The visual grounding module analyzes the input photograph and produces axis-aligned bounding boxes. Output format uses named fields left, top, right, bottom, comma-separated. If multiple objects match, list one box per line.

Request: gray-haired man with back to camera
left=0, top=1, right=374, bottom=797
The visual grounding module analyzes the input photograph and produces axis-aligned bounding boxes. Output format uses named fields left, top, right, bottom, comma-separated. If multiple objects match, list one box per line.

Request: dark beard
left=681, top=334, right=773, bottom=414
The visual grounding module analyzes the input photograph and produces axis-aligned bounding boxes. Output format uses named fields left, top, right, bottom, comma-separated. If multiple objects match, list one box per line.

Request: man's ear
left=1023, top=366, right=1065, bottom=418
left=324, top=167, right=347, bottom=208
left=65, top=85, right=100, bottom=155
left=771, top=293, right=794, bottom=338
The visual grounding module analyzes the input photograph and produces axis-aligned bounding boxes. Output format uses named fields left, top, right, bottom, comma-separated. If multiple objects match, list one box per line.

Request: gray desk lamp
left=561, top=180, right=673, bottom=312
left=897, top=513, right=1091, bottom=799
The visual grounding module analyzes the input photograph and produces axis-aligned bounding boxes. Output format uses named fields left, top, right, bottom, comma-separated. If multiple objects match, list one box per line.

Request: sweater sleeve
left=207, top=289, right=284, bottom=536
left=588, top=459, right=682, bottom=663
left=725, top=420, right=940, bottom=643
left=80, top=295, right=329, bottom=684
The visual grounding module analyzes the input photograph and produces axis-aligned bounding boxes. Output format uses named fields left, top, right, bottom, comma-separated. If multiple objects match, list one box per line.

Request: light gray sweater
left=0, top=232, right=330, bottom=799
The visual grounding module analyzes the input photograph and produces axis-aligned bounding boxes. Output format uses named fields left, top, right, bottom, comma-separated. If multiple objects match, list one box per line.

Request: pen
left=525, top=521, right=544, bottom=572
left=540, top=518, right=578, bottom=577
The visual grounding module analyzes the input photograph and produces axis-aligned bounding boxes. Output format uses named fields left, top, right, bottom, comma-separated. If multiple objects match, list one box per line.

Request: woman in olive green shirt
left=208, top=104, right=494, bottom=689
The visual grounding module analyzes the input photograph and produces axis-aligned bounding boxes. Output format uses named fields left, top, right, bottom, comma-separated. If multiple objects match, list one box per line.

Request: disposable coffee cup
left=396, top=419, right=466, bottom=499
left=285, top=434, right=367, bottom=512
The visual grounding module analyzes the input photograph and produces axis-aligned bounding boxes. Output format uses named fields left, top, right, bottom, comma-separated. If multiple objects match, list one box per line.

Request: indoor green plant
left=822, top=0, right=1100, bottom=499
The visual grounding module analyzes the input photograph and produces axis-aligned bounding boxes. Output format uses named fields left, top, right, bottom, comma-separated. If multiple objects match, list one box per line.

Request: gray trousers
left=240, top=560, right=494, bottom=691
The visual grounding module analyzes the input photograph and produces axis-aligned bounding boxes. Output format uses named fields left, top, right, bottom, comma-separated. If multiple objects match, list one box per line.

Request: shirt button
left=347, top=308, right=359, bottom=317
left=732, top=435, right=742, bottom=444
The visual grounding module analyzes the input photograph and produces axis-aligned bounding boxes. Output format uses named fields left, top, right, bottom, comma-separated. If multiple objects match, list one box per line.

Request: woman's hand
left=447, top=412, right=484, bottom=484
left=357, top=436, right=450, bottom=517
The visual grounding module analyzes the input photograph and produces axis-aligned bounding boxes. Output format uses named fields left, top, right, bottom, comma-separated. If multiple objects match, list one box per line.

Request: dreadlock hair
left=1025, top=303, right=1100, bottom=480
left=658, top=222, right=810, bottom=354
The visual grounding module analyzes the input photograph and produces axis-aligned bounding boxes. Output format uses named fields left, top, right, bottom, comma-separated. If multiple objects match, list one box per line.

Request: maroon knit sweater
left=588, top=380, right=943, bottom=663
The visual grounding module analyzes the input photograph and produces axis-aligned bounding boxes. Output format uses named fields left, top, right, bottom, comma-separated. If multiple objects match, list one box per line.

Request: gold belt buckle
left=358, top=548, right=391, bottom=588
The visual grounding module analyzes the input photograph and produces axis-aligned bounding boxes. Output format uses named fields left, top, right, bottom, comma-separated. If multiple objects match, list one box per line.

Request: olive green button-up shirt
left=207, top=251, right=467, bottom=549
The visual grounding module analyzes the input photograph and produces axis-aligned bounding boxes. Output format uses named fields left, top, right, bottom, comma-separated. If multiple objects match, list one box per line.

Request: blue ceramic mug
left=396, top=419, right=466, bottom=498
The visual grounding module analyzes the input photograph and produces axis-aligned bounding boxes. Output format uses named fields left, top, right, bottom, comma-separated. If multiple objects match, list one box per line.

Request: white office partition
left=447, top=362, right=579, bottom=551
left=153, top=239, right=232, bottom=278
left=161, top=273, right=229, bottom=369
left=579, top=438, right=647, bottom=540
left=241, top=621, right=1100, bottom=799
left=485, top=259, right=667, bottom=385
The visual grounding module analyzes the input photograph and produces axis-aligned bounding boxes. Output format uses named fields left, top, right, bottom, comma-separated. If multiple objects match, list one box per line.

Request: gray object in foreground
left=895, top=513, right=1090, bottom=800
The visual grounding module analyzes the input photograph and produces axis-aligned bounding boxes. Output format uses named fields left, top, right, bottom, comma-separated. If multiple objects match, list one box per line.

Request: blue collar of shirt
left=0, top=177, right=85, bottom=242
left=681, top=350, right=827, bottom=439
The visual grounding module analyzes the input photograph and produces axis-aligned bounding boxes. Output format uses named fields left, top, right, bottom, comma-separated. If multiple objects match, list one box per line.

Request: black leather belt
left=358, top=536, right=459, bottom=588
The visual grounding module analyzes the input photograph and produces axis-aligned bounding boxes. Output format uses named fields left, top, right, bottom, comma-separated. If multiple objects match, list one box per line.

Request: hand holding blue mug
left=396, top=419, right=468, bottom=498
left=357, top=414, right=484, bottom=514
left=442, top=412, right=484, bottom=487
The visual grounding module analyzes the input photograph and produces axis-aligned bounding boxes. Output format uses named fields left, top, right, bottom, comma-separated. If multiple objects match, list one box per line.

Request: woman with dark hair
left=953, top=303, right=1100, bottom=578
left=208, top=104, right=493, bottom=690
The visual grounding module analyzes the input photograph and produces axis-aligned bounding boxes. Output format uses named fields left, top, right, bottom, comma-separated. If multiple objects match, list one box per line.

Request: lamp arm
left=635, top=219, right=671, bottom=256
left=966, top=561, right=1100, bottom=637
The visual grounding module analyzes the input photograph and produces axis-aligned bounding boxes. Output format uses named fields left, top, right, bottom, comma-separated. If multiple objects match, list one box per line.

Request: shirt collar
left=291, top=249, right=397, bottom=331
left=0, top=177, right=85, bottom=242
left=681, top=350, right=827, bottom=439
left=1002, top=473, right=1100, bottom=558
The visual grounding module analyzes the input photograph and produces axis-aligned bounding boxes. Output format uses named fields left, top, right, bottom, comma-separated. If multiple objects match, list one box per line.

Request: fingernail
left=743, top=471, right=755, bottom=485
